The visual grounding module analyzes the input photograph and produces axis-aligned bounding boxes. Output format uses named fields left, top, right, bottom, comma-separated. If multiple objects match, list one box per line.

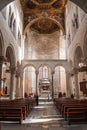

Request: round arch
left=54, top=65, right=66, bottom=97
left=23, top=65, right=36, bottom=97
left=54, top=63, right=67, bottom=72
left=5, top=44, right=16, bottom=67
left=23, top=64, right=36, bottom=72
left=38, top=63, right=52, bottom=72
left=24, top=17, right=65, bottom=35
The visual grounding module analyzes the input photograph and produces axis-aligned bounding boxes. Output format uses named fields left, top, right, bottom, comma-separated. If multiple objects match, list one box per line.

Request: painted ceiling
left=20, top=0, right=67, bottom=34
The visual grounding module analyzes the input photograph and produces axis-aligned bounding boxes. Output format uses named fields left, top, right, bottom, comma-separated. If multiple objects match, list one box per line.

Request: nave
left=1, top=99, right=87, bottom=130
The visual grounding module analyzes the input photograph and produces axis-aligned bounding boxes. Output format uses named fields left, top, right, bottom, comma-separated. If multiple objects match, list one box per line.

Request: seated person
left=58, top=92, right=63, bottom=98
left=24, top=92, right=28, bottom=98
left=71, top=94, right=74, bottom=99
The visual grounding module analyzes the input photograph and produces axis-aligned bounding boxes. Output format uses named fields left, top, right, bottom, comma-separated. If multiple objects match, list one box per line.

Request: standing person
left=71, top=94, right=74, bottom=99
left=36, top=94, right=38, bottom=106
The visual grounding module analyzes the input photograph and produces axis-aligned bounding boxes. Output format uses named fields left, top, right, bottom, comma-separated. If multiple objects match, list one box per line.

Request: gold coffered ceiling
left=20, top=0, right=67, bottom=34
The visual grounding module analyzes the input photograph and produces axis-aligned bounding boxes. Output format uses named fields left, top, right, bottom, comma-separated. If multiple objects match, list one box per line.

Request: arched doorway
left=23, top=66, right=36, bottom=97
left=54, top=66, right=66, bottom=98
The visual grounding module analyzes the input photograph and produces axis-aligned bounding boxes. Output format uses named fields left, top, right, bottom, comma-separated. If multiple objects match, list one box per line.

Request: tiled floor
left=1, top=100, right=87, bottom=130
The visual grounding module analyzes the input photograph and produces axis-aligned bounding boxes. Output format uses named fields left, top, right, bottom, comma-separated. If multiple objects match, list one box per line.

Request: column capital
left=51, top=70, right=55, bottom=75
left=35, top=70, right=39, bottom=75
left=15, top=72, right=20, bottom=78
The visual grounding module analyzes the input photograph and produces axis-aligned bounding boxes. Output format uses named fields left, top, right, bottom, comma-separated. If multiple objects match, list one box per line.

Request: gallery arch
left=1, top=45, right=16, bottom=99
left=54, top=66, right=66, bottom=97
left=24, top=66, right=36, bottom=97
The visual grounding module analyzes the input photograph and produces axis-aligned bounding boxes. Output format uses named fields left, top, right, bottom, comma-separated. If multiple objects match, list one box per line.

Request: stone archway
left=54, top=66, right=66, bottom=97
left=0, top=0, right=87, bottom=13
left=5, top=45, right=16, bottom=99
left=23, top=65, right=36, bottom=97
left=6, top=45, right=16, bottom=67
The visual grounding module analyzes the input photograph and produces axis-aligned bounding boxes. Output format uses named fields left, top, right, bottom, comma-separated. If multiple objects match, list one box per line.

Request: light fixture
left=78, top=57, right=87, bottom=71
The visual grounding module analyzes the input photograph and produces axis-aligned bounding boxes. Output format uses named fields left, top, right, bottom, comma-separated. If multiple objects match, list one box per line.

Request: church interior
left=0, top=0, right=87, bottom=130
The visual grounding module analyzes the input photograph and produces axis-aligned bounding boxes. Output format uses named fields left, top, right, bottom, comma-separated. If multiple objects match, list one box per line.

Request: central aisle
left=22, top=100, right=64, bottom=125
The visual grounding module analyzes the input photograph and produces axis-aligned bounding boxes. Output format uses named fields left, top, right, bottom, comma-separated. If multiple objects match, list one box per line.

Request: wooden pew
left=66, top=107, right=87, bottom=125
left=63, top=104, right=87, bottom=119
left=0, top=97, right=37, bottom=123
left=54, top=98, right=87, bottom=125
left=0, top=107, right=23, bottom=124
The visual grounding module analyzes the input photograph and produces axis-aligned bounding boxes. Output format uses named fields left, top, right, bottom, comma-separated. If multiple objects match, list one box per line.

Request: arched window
left=9, top=13, right=14, bottom=29
left=18, top=30, right=21, bottom=46
left=43, top=66, right=48, bottom=79
left=67, top=32, right=71, bottom=47
left=13, top=19, right=16, bottom=37
left=8, top=6, right=12, bottom=27
left=74, top=13, right=78, bottom=29
left=74, top=7, right=79, bottom=29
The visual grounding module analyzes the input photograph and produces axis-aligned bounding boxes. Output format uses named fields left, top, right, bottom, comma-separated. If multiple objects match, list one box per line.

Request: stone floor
left=1, top=99, right=87, bottom=130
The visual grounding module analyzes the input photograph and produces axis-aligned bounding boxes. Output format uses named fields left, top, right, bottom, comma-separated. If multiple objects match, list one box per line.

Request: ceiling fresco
left=20, top=0, right=67, bottom=34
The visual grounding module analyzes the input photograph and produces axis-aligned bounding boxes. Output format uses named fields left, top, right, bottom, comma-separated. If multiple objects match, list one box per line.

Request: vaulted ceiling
left=0, top=0, right=87, bottom=13
left=20, top=0, right=67, bottom=34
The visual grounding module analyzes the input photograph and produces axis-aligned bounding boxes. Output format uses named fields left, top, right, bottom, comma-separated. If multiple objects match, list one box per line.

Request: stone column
left=35, top=70, right=39, bottom=95
left=51, top=71, right=55, bottom=98
left=10, top=67, right=15, bottom=99
left=69, top=75, right=73, bottom=94
left=66, top=71, right=72, bottom=97
left=20, top=72, right=24, bottom=98
left=74, top=69, right=80, bottom=98
left=0, top=56, right=4, bottom=94
left=15, top=75, right=20, bottom=98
